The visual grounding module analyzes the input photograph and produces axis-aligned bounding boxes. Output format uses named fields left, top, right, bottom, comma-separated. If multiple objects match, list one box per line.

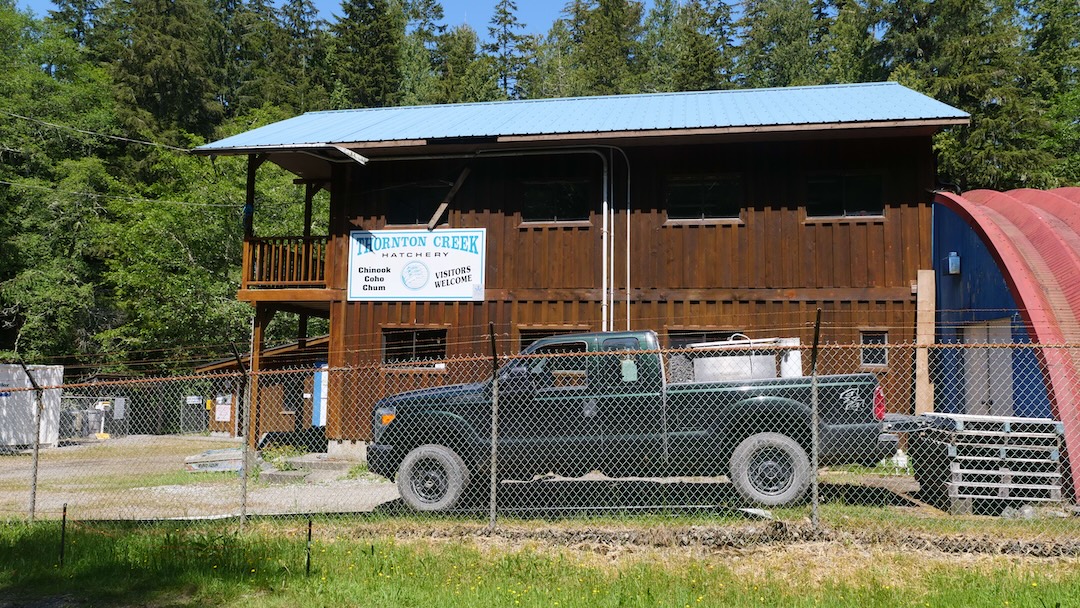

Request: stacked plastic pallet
left=911, top=413, right=1066, bottom=514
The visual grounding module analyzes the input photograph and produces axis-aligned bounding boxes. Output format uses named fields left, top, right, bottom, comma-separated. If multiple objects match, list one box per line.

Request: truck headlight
left=375, top=406, right=396, bottom=428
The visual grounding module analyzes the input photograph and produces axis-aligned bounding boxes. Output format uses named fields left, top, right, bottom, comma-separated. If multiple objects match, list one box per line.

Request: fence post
left=59, top=503, right=67, bottom=567
left=488, top=322, right=499, bottom=532
left=232, top=343, right=251, bottom=527
left=18, top=359, right=43, bottom=524
left=809, top=309, right=822, bottom=533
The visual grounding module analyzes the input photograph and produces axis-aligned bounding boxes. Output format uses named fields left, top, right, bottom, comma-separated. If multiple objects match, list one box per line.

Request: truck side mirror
left=499, top=365, right=535, bottom=394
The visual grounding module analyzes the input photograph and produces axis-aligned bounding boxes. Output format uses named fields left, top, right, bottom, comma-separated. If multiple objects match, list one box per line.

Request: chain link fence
left=2, top=338, right=1079, bottom=543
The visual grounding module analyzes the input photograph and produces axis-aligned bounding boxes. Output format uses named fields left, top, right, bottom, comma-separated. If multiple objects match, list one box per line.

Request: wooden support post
left=303, top=183, right=316, bottom=239
left=298, top=314, right=309, bottom=350
left=915, top=269, right=936, bottom=415
left=244, top=155, right=267, bottom=239
left=326, top=299, right=347, bottom=442
left=248, top=305, right=272, bottom=450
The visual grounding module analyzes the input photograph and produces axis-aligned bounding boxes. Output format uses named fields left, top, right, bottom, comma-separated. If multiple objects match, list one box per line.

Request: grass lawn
left=1, top=516, right=1078, bottom=607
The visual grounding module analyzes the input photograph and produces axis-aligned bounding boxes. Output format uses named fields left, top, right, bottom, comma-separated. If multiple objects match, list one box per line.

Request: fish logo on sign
left=401, top=262, right=429, bottom=290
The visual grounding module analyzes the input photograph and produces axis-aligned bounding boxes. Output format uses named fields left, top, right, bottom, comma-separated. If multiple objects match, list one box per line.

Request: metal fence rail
left=2, top=341, right=1078, bottom=542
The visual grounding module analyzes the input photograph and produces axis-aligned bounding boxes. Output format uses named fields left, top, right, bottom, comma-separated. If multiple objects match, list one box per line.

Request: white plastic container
left=0, top=365, right=63, bottom=447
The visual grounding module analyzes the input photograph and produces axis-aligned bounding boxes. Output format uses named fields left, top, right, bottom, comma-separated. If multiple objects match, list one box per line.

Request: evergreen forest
left=1, top=0, right=1077, bottom=375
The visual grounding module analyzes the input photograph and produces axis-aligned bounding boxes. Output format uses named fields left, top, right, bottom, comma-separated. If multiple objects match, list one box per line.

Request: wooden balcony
left=242, top=236, right=329, bottom=290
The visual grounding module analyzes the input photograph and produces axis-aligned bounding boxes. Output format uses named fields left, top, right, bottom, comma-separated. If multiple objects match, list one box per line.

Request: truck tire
left=397, top=444, right=470, bottom=512
left=729, top=432, right=811, bottom=507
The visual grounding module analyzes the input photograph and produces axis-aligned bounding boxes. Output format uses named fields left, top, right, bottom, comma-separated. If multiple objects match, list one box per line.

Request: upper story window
left=521, top=180, right=590, bottom=223
left=382, top=328, right=447, bottom=366
left=860, top=331, right=888, bottom=367
left=805, top=174, right=884, bottom=218
left=384, top=184, right=448, bottom=226
left=665, top=174, right=743, bottom=220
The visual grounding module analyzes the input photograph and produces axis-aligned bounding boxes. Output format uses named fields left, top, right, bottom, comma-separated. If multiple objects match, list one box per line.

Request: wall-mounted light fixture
left=947, top=251, right=961, bottom=275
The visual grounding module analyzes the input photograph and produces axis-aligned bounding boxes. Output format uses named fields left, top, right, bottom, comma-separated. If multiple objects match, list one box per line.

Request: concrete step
left=260, top=469, right=308, bottom=485
left=286, top=454, right=357, bottom=472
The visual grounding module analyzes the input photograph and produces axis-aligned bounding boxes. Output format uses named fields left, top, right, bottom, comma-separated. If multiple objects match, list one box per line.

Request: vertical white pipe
left=624, top=155, right=631, bottom=331
left=600, top=153, right=609, bottom=332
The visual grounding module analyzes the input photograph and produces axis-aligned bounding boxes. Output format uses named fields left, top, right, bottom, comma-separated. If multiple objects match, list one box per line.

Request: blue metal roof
left=196, top=82, right=969, bottom=153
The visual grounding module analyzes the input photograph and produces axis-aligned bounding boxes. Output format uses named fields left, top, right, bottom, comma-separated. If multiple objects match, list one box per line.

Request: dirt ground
left=0, top=435, right=398, bottom=520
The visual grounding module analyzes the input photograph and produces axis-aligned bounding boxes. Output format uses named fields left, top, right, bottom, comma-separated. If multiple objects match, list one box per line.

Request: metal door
left=962, top=319, right=1014, bottom=416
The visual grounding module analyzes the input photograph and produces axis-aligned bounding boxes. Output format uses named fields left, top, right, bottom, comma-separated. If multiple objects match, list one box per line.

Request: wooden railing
left=243, top=236, right=328, bottom=288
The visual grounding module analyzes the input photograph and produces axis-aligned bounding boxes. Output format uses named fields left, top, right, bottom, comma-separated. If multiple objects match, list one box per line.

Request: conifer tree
left=331, top=0, right=405, bottom=108
left=484, top=0, right=526, bottom=97
left=884, top=0, right=1056, bottom=189
left=98, top=0, right=222, bottom=136
left=236, top=0, right=289, bottom=111
left=1024, top=0, right=1080, bottom=183
left=205, top=0, right=244, bottom=115
left=736, top=0, right=826, bottom=87
left=397, top=0, right=443, bottom=105
left=822, top=0, right=883, bottom=83
left=639, top=0, right=678, bottom=92
left=516, top=11, right=589, bottom=99
left=435, top=23, right=500, bottom=102
left=280, top=0, right=331, bottom=112
left=576, top=0, right=644, bottom=95
left=46, top=0, right=100, bottom=44
left=671, top=0, right=735, bottom=91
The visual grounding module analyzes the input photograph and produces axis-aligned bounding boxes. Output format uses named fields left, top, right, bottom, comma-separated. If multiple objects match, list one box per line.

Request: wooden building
left=195, top=82, right=969, bottom=452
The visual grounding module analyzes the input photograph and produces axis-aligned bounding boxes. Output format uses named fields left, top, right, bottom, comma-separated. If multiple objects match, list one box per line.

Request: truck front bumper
left=367, top=443, right=396, bottom=479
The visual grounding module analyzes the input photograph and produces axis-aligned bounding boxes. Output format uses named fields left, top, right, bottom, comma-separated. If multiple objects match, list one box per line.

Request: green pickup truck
left=368, top=330, right=896, bottom=511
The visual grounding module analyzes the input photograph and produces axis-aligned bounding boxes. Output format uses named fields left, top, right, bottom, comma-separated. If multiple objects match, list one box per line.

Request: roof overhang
left=196, top=117, right=969, bottom=181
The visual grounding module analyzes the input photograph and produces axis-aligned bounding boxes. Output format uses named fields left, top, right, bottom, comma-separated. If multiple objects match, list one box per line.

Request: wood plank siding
left=314, top=136, right=935, bottom=440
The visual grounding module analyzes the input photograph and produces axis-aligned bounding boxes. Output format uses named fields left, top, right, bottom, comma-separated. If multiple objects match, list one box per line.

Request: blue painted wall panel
left=932, top=205, right=1051, bottom=417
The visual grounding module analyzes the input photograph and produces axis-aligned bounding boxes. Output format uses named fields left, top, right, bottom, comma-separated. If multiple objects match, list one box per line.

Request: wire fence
left=2, top=337, right=1079, bottom=545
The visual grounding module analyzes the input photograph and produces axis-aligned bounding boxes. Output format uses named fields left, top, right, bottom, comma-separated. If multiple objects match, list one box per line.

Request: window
left=384, top=184, right=448, bottom=226
left=665, top=175, right=743, bottom=220
left=805, top=174, right=884, bottom=218
left=382, top=329, right=447, bottom=365
left=530, top=342, right=589, bottom=390
left=667, top=330, right=743, bottom=349
left=521, top=180, right=590, bottom=222
left=860, top=331, right=888, bottom=367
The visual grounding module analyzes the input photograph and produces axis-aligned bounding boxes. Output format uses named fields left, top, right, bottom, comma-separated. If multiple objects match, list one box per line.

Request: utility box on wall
left=0, top=365, right=63, bottom=448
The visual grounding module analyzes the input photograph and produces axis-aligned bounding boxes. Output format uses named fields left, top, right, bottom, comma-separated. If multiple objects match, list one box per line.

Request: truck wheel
left=397, top=444, right=470, bottom=512
left=729, top=433, right=811, bottom=507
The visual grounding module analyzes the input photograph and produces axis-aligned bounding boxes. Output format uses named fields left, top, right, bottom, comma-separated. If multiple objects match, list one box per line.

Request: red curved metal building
left=934, top=188, right=1080, bottom=501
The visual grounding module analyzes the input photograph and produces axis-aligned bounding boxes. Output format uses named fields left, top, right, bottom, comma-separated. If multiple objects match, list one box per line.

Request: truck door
left=498, top=340, right=603, bottom=478
left=591, top=337, right=666, bottom=478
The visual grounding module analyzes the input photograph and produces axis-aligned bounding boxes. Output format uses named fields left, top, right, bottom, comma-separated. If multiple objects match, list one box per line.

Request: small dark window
left=666, top=175, right=743, bottom=220
left=806, top=174, right=884, bottom=218
left=382, top=329, right=447, bottom=365
left=521, top=180, right=590, bottom=222
left=385, top=184, right=447, bottom=226
left=860, top=331, right=888, bottom=367
left=667, top=330, right=742, bottom=349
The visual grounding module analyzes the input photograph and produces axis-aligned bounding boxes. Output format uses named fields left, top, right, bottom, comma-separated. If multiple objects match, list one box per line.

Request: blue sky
left=16, top=0, right=578, bottom=39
